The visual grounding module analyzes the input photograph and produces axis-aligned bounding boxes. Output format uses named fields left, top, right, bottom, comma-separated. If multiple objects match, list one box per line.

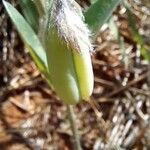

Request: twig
left=0, top=76, right=43, bottom=100
left=104, top=72, right=148, bottom=97
left=94, top=77, right=114, bottom=87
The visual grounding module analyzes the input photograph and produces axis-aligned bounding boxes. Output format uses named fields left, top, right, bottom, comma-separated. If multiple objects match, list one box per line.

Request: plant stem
left=67, top=105, right=82, bottom=150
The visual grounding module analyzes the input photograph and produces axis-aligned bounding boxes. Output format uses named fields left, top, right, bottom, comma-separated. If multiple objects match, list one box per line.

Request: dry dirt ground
left=0, top=0, right=150, bottom=149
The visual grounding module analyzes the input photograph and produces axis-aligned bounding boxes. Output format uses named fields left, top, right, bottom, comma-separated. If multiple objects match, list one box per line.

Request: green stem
left=67, top=105, right=82, bottom=150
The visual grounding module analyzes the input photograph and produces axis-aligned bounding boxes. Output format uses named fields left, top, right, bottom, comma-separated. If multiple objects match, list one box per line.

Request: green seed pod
left=45, top=0, right=94, bottom=104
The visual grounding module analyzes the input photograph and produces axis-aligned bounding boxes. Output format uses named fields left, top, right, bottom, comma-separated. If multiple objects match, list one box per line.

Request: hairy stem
left=67, top=105, right=82, bottom=150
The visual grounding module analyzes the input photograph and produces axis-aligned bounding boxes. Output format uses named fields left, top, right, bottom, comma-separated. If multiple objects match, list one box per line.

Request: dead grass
left=0, top=0, right=150, bottom=149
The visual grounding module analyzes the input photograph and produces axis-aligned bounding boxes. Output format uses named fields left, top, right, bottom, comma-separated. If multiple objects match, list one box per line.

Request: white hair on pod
left=49, top=0, right=93, bottom=53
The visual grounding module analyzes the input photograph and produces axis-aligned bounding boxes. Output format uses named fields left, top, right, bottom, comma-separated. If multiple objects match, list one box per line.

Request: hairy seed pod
left=45, top=0, right=94, bottom=104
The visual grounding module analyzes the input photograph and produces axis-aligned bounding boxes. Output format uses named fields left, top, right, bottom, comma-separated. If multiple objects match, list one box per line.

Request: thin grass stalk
left=67, top=105, right=82, bottom=150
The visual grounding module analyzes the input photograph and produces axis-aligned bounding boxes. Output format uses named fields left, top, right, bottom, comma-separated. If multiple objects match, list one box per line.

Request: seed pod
left=45, top=0, right=94, bottom=104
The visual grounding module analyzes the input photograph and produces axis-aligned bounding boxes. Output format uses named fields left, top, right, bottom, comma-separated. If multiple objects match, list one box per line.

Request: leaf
left=25, top=44, right=48, bottom=74
left=108, top=17, right=128, bottom=68
left=84, top=0, right=121, bottom=37
left=108, top=16, right=119, bottom=40
left=3, top=0, right=48, bottom=68
left=18, top=0, right=39, bottom=33
left=26, top=44, right=52, bottom=87
left=124, top=2, right=150, bottom=61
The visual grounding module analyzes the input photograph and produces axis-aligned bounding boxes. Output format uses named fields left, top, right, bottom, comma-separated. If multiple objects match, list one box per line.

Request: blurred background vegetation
left=0, top=0, right=150, bottom=149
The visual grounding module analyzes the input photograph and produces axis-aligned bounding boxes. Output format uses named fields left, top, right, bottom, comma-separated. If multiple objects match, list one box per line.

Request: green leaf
left=18, top=0, right=39, bottom=33
left=3, top=0, right=48, bottom=68
left=124, top=2, right=150, bottom=61
left=84, top=0, right=121, bottom=36
left=25, top=44, right=48, bottom=74
left=32, top=0, right=53, bottom=17
left=109, top=17, right=128, bottom=68
left=26, top=44, right=52, bottom=87
left=108, top=17, right=119, bottom=40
